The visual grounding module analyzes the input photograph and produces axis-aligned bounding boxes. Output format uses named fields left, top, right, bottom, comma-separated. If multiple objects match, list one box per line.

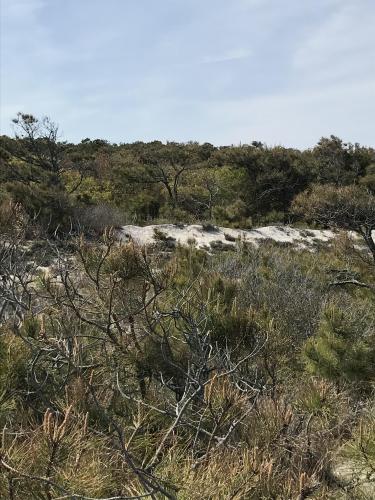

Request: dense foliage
left=0, top=114, right=375, bottom=498
left=1, top=113, right=374, bottom=235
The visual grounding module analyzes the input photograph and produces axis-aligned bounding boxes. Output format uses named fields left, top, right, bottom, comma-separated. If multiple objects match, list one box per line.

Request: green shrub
left=303, top=305, right=375, bottom=384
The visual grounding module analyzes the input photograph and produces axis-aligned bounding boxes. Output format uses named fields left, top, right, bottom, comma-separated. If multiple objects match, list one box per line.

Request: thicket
left=1, top=113, right=374, bottom=234
left=0, top=114, right=375, bottom=498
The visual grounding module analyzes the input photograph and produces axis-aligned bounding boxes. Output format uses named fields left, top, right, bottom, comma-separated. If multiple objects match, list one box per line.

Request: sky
left=1, top=0, right=374, bottom=148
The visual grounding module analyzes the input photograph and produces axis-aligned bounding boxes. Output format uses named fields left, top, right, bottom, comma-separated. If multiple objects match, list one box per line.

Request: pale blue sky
left=1, top=0, right=374, bottom=147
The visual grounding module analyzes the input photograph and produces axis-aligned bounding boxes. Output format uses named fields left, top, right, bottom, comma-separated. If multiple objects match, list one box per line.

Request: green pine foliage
left=303, top=305, right=375, bottom=384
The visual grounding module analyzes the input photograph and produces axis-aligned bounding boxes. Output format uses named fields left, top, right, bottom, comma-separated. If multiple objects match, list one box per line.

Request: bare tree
left=10, top=113, right=64, bottom=183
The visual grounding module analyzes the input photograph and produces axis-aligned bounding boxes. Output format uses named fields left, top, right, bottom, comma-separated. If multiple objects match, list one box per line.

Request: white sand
left=119, top=224, right=341, bottom=251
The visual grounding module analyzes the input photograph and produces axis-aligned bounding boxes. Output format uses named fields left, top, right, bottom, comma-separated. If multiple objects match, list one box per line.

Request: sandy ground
left=333, top=459, right=375, bottom=498
left=119, top=224, right=339, bottom=250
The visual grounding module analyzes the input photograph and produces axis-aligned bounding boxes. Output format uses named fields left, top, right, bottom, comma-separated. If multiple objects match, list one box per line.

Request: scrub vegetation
left=0, top=113, right=375, bottom=498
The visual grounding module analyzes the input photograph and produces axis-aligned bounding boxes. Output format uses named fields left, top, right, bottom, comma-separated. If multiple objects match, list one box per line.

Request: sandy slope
left=119, top=224, right=338, bottom=250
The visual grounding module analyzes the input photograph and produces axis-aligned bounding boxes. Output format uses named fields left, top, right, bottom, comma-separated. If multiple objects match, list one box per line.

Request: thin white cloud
left=201, top=77, right=375, bottom=148
left=293, top=1, right=375, bottom=83
left=3, top=0, right=46, bottom=18
left=201, top=48, right=252, bottom=64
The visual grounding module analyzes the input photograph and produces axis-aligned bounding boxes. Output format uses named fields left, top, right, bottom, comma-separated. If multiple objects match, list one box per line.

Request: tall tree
left=4, top=113, right=65, bottom=186
left=116, top=141, right=208, bottom=209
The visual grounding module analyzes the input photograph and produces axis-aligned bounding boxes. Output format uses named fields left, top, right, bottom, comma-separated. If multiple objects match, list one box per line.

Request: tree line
left=1, top=113, right=374, bottom=236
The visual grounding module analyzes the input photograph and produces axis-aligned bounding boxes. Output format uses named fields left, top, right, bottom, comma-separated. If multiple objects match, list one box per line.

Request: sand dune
left=119, top=224, right=340, bottom=251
